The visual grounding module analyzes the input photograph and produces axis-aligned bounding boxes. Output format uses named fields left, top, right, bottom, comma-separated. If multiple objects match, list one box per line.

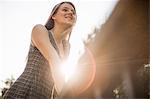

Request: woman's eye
left=62, top=8, right=76, bottom=15
left=63, top=9, right=68, bottom=12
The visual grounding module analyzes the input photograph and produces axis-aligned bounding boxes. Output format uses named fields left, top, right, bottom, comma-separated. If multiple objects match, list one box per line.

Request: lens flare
left=60, top=59, right=77, bottom=82
left=76, top=47, right=96, bottom=94
left=60, top=46, right=96, bottom=95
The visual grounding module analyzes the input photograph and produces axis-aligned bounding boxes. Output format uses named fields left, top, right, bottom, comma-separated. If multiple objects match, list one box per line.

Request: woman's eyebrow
left=62, top=7, right=75, bottom=13
left=63, top=7, right=74, bottom=11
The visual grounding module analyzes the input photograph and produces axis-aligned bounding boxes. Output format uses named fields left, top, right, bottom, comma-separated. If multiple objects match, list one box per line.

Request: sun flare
left=60, top=58, right=77, bottom=82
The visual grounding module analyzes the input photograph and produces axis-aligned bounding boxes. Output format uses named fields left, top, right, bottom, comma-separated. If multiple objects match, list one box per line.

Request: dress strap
left=48, top=31, right=60, bottom=57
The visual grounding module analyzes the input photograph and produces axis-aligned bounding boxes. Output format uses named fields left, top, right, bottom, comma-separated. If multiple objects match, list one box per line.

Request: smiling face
left=52, top=3, right=77, bottom=29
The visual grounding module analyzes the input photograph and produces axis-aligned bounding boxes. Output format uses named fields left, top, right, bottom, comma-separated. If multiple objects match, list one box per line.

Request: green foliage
left=0, top=76, right=15, bottom=97
left=113, top=64, right=150, bottom=99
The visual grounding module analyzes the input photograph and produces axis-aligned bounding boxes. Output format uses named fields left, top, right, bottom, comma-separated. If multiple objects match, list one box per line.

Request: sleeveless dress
left=3, top=31, right=59, bottom=99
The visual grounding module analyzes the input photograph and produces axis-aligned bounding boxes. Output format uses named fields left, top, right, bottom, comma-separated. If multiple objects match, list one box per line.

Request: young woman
left=3, top=1, right=77, bottom=99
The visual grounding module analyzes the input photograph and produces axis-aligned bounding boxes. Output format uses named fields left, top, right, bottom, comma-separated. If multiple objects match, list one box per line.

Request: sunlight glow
left=59, top=47, right=97, bottom=94
left=60, top=59, right=77, bottom=82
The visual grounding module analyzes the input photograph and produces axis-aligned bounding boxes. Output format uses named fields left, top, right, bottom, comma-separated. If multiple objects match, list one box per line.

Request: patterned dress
left=3, top=31, right=59, bottom=99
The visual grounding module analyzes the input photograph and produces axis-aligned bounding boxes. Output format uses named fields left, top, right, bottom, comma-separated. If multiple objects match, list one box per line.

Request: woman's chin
left=63, top=24, right=73, bottom=30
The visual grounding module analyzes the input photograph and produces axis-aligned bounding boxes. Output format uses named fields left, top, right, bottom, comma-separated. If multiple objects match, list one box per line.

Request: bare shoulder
left=33, top=24, right=45, bottom=29
left=31, top=24, right=49, bottom=43
left=32, top=24, right=48, bottom=34
left=31, top=24, right=50, bottom=47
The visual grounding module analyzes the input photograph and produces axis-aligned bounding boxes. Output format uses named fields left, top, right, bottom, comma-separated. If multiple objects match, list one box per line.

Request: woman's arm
left=31, top=24, right=64, bottom=94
